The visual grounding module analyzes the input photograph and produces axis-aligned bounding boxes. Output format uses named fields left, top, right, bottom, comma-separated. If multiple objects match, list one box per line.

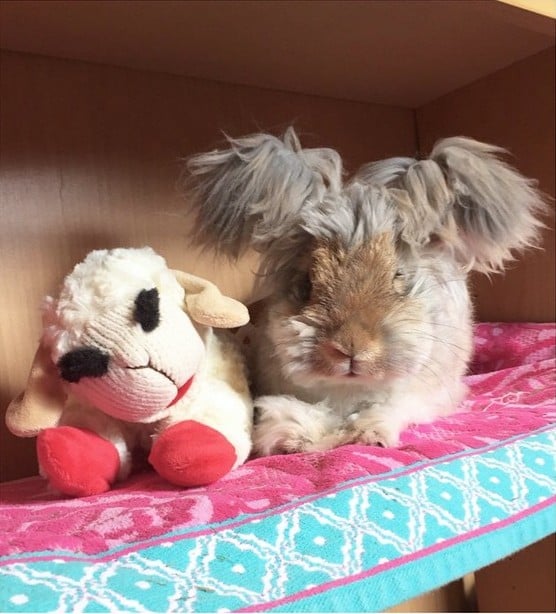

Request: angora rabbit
left=185, top=128, right=547, bottom=455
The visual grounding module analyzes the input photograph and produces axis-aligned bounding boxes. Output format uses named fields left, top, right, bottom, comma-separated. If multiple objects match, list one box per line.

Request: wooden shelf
left=1, top=0, right=554, bottom=107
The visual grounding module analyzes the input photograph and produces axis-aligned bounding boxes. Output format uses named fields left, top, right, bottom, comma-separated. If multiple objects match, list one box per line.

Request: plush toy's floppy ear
left=5, top=343, right=66, bottom=437
left=172, top=270, right=250, bottom=328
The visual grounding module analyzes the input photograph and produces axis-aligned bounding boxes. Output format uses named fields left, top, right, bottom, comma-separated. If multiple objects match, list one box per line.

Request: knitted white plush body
left=54, top=326, right=253, bottom=486
left=6, top=247, right=253, bottom=496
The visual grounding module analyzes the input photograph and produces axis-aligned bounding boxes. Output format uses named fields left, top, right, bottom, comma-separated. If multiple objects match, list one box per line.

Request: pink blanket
left=1, top=323, right=554, bottom=557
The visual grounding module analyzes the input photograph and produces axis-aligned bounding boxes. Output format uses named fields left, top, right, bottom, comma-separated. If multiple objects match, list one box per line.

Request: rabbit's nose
left=321, top=340, right=381, bottom=378
left=322, top=332, right=383, bottom=367
left=321, top=340, right=353, bottom=362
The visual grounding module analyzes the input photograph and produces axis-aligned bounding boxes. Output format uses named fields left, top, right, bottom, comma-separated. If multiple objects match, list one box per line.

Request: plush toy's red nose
left=149, top=420, right=236, bottom=487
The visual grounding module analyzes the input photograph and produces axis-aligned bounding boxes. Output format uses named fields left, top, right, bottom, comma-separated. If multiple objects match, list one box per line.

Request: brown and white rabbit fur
left=185, top=128, right=547, bottom=455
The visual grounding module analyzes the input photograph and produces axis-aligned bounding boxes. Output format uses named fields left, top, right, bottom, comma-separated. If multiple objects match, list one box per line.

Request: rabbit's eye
left=295, top=274, right=313, bottom=303
left=393, top=269, right=407, bottom=293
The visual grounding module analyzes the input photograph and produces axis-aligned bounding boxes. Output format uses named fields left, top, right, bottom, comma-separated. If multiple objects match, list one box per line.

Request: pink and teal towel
left=1, top=323, right=555, bottom=612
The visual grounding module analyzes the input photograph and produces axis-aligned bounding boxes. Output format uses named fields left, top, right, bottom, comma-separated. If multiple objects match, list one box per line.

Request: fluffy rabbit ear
left=184, top=127, right=343, bottom=258
left=357, top=137, right=548, bottom=273
left=5, top=343, right=67, bottom=437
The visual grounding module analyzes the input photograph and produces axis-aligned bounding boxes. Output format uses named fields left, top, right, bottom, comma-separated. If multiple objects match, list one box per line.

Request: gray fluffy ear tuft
left=357, top=137, right=549, bottom=273
left=184, top=127, right=343, bottom=258
left=355, top=157, right=455, bottom=251
left=431, top=137, right=548, bottom=272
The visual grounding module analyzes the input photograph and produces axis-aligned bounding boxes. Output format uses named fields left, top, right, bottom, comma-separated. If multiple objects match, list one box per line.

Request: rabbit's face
left=266, top=231, right=437, bottom=387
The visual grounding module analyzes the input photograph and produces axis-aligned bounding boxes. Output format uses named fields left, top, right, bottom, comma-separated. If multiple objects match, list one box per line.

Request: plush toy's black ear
left=184, top=127, right=343, bottom=258
left=356, top=137, right=548, bottom=273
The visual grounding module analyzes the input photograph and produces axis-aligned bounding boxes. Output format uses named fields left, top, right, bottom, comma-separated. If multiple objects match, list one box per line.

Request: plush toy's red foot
left=149, top=420, right=236, bottom=487
left=37, top=427, right=120, bottom=497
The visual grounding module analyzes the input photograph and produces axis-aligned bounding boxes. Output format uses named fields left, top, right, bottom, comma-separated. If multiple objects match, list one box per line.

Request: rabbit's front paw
left=253, top=395, right=346, bottom=456
left=253, top=418, right=313, bottom=456
left=349, top=414, right=401, bottom=448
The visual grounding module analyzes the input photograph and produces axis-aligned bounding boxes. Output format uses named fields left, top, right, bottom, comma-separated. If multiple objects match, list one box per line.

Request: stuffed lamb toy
left=5, top=247, right=253, bottom=497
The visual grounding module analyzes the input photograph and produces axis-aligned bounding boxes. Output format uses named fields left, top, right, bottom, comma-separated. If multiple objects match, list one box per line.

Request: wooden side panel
left=387, top=580, right=469, bottom=612
left=475, top=534, right=556, bottom=612
left=0, top=51, right=415, bottom=481
left=417, top=47, right=555, bottom=323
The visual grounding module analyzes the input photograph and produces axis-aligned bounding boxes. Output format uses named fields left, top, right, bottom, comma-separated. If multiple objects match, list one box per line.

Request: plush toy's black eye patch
left=58, top=347, right=109, bottom=383
left=134, top=288, right=160, bottom=332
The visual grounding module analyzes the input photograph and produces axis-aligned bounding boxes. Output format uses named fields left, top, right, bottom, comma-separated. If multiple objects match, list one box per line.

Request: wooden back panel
left=0, top=51, right=415, bottom=481
left=417, top=47, right=555, bottom=323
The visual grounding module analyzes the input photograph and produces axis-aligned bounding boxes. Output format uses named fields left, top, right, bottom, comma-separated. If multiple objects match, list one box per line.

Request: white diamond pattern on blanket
left=2, top=431, right=553, bottom=613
